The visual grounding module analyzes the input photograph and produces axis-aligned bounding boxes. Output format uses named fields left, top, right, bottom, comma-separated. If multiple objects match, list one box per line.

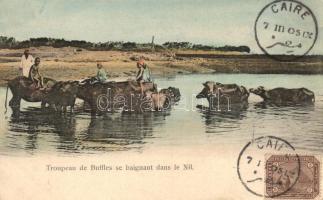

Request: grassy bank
left=176, top=53, right=323, bottom=74
left=0, top=47, right=322, bottom=86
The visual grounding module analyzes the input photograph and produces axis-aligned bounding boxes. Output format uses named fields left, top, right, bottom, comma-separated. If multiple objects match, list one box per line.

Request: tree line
left=0, top=36, right=250, bottom=53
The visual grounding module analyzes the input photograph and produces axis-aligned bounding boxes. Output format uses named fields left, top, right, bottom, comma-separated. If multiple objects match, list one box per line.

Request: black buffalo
left=249, top=86, right=315, bottom=105
left=44, top=81, right=80, bottom=113
left=76, top=80, right=157, bottom=115
left=5, top=76, right=56, bottom=113
left=196, top=81, right=249, bottom=111
left=159, top=87, right=181, bottom=104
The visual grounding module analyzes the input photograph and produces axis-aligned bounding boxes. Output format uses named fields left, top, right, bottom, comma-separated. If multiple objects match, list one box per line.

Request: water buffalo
left=196, top=81, right=249, bottom=111
left=149, top=87, right=181, bottom=110
left=159, top=87, right=181, bottom=103
left=144, top=91, right=168, bottom=111
left=44, top=81, right=79, bottom=113
left=249, top=86, right=315, bottom=105
left=77, top=80, right=157, bottom=115
left=143, top=87, right=180, bottom=111
left=5, top=76, right=56, bottom=112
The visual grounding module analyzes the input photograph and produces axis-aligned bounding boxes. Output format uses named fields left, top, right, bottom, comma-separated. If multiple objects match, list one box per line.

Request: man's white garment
left=20, top=55, right=34, bottom=77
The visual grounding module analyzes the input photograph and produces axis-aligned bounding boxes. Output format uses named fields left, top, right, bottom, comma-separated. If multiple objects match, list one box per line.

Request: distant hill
left=0, top=36, right=250, bottom=53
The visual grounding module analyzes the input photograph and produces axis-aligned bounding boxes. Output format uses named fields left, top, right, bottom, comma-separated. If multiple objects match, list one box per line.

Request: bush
left=0, top=35, right=251, bottom=53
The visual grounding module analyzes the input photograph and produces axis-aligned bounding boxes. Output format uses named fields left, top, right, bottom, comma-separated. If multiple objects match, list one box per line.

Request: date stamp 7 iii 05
left=255, top=0, right=318, bottom=61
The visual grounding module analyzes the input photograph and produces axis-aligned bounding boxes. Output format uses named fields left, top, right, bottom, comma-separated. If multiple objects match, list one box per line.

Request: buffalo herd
left=5, top=76, right=181, bottom=115
left=196, top=81, right=315, bottom=111
left=5, top=76, right=315, bottom=116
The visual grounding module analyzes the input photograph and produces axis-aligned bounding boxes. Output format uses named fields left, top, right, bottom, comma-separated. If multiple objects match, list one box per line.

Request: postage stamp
left=255, top=0, right=318, bottom=61
left=266, top=155, right=320, bottom=199
left=237, top=136, right=300, bottom=197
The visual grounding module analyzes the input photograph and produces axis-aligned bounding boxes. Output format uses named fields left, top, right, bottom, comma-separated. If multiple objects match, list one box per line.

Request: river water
left=0, top=74, right=322, bottom=155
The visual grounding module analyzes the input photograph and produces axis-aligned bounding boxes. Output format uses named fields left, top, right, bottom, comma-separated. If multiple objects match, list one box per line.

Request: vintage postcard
left=0, top=0, right=322, bottom=199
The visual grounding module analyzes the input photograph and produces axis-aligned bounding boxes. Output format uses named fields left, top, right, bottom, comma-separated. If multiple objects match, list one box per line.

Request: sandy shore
left=0, top=46, right=322, bottom=86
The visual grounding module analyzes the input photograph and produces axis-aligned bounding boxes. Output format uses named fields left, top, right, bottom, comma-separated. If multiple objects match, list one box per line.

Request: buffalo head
left=196, top=81, right=217, bottom=99
left=249, top=86, right=266, bottom=96
left=160, top=87, right=181, bottom=103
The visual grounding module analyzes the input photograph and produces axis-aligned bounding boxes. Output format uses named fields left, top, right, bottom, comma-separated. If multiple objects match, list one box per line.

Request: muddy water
left=0, top=74, right=322, bottom=155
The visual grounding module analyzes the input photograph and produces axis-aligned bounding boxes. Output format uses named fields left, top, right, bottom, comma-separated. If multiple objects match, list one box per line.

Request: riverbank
left=0, top=46, right=322, bottom=86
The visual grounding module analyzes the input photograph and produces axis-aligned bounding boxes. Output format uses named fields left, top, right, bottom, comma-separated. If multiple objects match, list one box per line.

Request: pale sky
left=0, top=0, right=322, bottom=54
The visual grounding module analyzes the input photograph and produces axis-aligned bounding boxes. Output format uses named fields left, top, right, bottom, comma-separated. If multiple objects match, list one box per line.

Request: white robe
left=20, top=55, right=34, bottom=77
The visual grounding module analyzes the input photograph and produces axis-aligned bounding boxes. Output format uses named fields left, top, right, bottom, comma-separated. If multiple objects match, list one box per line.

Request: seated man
left=96, top=62, right=108, bottom=83
left=136, top=58, right=152, bottom=95
left=29, top=57, right=44, bottom=89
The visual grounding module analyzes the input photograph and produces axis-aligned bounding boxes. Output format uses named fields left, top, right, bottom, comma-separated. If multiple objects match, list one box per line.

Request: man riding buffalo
left=96, top=62, right=108, bottom=83
left=29, top=57, right=44, bottom=89
left=136, top=58, right=152, bottom=95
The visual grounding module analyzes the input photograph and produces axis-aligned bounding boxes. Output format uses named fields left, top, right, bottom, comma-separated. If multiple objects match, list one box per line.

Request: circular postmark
left=237, top=136, right=300, bottom=197
left=255, top=0, right=318, bottom=61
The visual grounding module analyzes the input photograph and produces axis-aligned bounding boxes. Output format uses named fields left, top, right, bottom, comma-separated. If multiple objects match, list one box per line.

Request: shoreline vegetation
left=0, top=36, right=322, bottom=86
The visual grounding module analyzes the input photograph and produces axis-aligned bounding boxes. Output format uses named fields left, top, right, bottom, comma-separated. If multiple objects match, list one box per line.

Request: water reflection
left=6, top=107, right=169, bottom=154
left=1, top=74, right=323, bottom=155
left=81, top=112, right=169, bottom=152
left=251, top=102, right=315, bottom=118
left=253, top=101, right=316, bottom=110
left=196, top=106, right=246, bottom=134
left=7, top=107, right=78, bottom=153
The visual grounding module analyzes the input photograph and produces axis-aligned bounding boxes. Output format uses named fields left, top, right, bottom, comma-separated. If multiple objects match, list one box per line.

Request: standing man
left=20, top=49, right=34, bottom=77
